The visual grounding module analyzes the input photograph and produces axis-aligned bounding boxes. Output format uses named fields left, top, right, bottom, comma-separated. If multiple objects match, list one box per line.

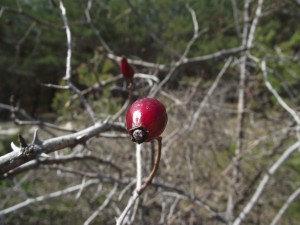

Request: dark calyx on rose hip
left=126, top=98, right=168, bottom=144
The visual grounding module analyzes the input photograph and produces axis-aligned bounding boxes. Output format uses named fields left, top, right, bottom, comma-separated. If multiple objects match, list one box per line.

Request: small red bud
left=120, top=57, right=134, bottom=81
left=126, top=98, right=168, bottom=144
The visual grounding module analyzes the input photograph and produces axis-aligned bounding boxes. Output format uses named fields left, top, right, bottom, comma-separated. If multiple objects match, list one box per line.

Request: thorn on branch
left=11, top=142, right=21, bottom=153
left=32, top=129, right=42, bottom=145
left=18, top=134, right=28, bottom=148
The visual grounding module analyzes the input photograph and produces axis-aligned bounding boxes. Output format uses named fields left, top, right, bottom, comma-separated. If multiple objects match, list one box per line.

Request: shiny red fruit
left=126, top=98, right=168, bottom=143
left=120, top=57, right=134, bottom=81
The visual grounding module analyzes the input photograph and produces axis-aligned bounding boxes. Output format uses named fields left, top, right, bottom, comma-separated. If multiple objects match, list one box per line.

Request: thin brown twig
left=138, top=137, right=162, bottom=195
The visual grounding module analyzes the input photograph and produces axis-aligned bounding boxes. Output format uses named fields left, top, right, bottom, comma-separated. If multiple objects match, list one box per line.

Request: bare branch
left=228, top=0, right=264, bottom=221
left=15, top=22, right=36, bottom=61
left=83, top=183, right=118, bottom=225
left=40, top=83, right=70, bottom=90
left=179, top=46, right=245, bottom=65
left=0, top=103, right=34, bottom=120
left=149, top=5, right=207, bottom=97
left=136, top=144, right=142, bottom=190
left=186, top=4, right=199, bottom=35
left=0, top=122, right=126, bottom=174
left=246, top=0, right=265, bottom=49
left=161, top=190, right=225, bottom=223
left=107, top=46, right=245, bottom=71
left=0, top=103, right=75, bottom=132
left=85, top=0, right=114, bottom=54
left=0, top=179, right=99, bottom=216
left=232, top=141, right=300, bottom=225
left=116, top=137, right=162, bottom=225
left=113, top=144, right=143, bottom=225
left=189, top=57, right=232, bottom=130
left=270, top=186, right=300, bottom=225
left=231, top=0, right=242, bottom=38
left=261, top=59, right=300, bottom=129
left=1, top=153, right=122, bottom=179
left=59, top=0, right=99, bottom=124
left=59, top=1, right=71, bottom=81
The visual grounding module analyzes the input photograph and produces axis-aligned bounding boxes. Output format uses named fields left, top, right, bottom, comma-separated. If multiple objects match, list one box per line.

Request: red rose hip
left=120, top=57, right=134, bottom=81
left=126, top=98, right=168, bottom=144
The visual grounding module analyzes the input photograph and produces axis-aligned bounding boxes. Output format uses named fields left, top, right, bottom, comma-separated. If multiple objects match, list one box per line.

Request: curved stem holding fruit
left=116, top=137, right=162, bottom=225
left=137, top=137, right=161, bottom=195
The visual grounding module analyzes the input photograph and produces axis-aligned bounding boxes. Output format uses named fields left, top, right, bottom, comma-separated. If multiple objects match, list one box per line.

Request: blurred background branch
left=1, top=0, right=300, bottom=224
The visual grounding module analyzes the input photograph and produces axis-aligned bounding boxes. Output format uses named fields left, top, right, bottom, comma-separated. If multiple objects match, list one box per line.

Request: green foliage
left=286, top=200, right=300, bottom=220
left=51, top=89, right=73, bottom=117
left=2, top=0, right=298, bottom=117
left=286, top=154, right=300, bottom=175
